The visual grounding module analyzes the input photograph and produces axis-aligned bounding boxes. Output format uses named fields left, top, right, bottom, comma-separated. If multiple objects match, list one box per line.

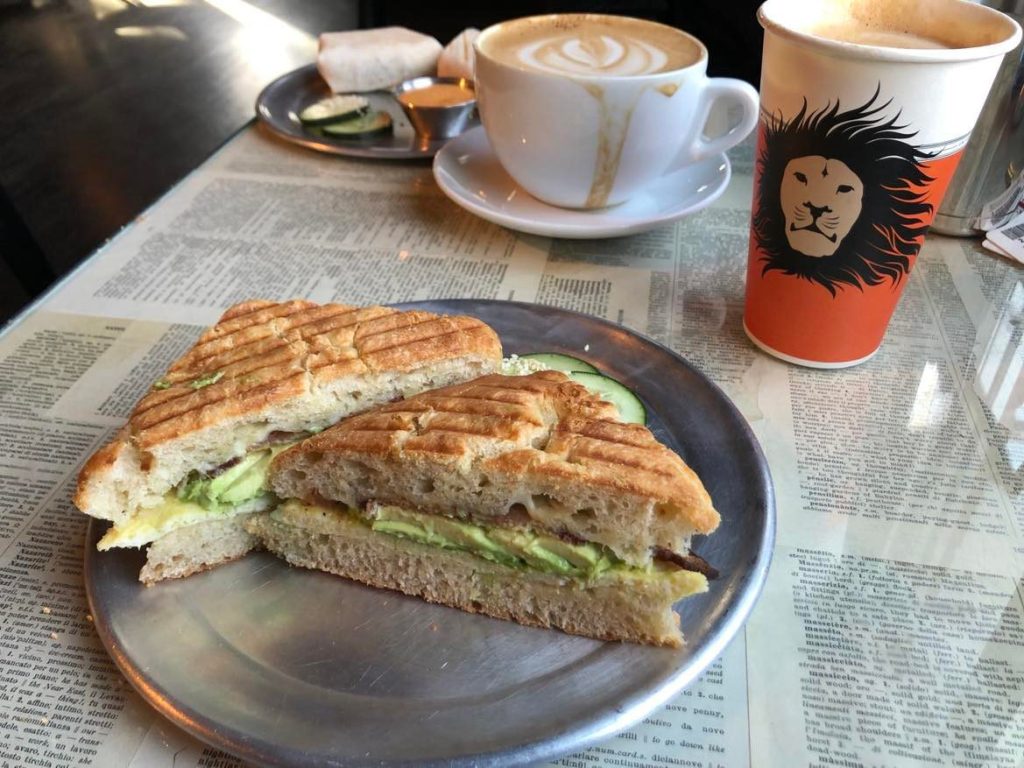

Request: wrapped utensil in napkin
left=318, top=27, right=442, bottom=93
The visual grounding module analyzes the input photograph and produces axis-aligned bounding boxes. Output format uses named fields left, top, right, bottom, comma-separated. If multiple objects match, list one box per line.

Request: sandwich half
left=250, top=370, right=720, bottom=646
left=75, top=299, right=502, bottom=584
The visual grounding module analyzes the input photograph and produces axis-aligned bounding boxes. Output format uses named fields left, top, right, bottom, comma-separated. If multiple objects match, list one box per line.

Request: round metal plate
left=85, top=300, right=775, bottom=768
left=255, top=64, right=476, bottom=160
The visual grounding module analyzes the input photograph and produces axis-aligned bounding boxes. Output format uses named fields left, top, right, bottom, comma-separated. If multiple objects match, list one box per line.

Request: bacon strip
left=653, top=546, right=719, bottom=579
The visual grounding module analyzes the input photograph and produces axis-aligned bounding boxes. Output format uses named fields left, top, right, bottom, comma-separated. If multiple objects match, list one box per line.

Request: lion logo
left=780, top=156, right=863, bottom=257
left=753, top=89, right=934, bottom=296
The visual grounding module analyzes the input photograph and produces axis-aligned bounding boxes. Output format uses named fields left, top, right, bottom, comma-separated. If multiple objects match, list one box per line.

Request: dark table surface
left=0, top=0, right=358, bottom=320
left=0, top=0, right=762, bottom=326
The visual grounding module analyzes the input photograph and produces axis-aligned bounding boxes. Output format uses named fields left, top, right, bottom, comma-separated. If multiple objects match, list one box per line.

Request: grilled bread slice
left=254, top=371, right=719, bottom=646
left=75, top=299, right=502, bottom=583
left=270, top=371, right=718, bottom=564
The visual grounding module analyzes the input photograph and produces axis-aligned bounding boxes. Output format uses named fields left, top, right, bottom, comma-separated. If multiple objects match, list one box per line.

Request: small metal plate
left=85, top=300, right=775, bottom=768
left=255, top=64, right=476, bottom=160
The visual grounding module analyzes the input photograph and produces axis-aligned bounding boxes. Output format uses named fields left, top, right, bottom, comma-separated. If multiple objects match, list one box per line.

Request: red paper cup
left=745, top=0, right=1021, bottom=368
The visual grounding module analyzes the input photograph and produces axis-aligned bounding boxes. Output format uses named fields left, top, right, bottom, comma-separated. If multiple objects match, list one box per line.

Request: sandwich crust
left=270, top=371, right=719, bottom=564
left=75, top=300, right=502, bottom=525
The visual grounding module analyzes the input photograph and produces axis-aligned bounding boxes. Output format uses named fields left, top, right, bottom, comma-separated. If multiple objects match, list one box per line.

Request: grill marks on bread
left=130, top=301, right=498, bottom=446
left=271, top=371, right=719, bottom=564
left=73, top=299, right=503, bottom=526
left=301, top=372, right=705, bottom=507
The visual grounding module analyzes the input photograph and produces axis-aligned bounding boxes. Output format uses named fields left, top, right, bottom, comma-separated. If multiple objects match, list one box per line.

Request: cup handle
left=673, top=77, right=760, bottom=168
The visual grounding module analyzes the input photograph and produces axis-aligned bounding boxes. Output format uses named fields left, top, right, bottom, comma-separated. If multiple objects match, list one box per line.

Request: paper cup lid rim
left=757, top=2, right=1022, bottom=64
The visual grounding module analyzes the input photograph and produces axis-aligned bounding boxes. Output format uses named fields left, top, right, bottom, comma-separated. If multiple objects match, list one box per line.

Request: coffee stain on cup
left=657, top=83, right=679, bottom=97
left=582, top=83, right=638, bottom=208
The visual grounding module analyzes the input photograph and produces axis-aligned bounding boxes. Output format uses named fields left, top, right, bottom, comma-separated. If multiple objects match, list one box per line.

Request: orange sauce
left=402, top=83, right=474, bottom=108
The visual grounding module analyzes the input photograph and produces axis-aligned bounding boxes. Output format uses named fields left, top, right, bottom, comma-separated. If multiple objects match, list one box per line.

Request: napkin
left=438, top=28, right=479, bottom=80
left=318, top=27, right=442, bottom=93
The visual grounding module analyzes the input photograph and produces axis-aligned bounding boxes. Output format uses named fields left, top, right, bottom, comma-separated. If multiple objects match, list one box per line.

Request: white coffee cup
left=474, top=14, right=760, bottom=209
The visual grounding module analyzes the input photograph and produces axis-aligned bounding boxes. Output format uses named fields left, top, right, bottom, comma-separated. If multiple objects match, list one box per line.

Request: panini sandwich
left=75, top=299, right=502, bottom=583
left=251, top=370, right=720, bottom=646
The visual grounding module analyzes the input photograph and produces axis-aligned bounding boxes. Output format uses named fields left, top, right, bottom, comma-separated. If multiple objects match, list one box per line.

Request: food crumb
left=41, top=606, right=50, bottom=614
left=429, top=622, right=439, bottom=632
left=86, top=614, right=93, bottom=622
left=49, top=633, right=58, bottom=641
left=40, top=717, right=48, bottom=725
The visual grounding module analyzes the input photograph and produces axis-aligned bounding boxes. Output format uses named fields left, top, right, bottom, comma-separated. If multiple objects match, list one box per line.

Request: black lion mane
left=753, top=88, right=934, bottom=296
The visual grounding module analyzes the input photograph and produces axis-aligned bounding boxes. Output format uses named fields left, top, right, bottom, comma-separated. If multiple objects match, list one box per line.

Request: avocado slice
left=429, top=516, right=522, bottom=567
left=526, top=540, right=576, bottom=575
left=535, top=535, right=606, bottom=570
left=430, top=517, right=506, bottom=557
left=207, top=450, right=269, bottom=498
left=490, top=529, right=576, bottom=575
left=375, top=506, right=508, bottom=559
left=176, top=441, right=302, bottom=510
left=217, top=452, right=274, bottom=504
left=176, top=474, right=205, bottom=503
left=374, top=505, right=526, bottom=567
left=370, top=504, right=605, bottom=576
left=372, top=519, right=432, bottom=542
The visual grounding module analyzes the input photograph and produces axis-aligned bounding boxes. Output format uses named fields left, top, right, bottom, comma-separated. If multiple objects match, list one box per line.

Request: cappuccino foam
left=481, top=15, right=701, bottom=77
left=767, top=0, right=995, bottom=51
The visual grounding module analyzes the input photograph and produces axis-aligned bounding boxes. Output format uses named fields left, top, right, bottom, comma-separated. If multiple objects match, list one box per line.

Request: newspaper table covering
left=1, top=125, right=1022, bottom=768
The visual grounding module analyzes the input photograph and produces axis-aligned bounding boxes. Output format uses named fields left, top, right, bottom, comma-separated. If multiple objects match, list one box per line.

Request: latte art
left=518, top=32, right=670, bottom=76
left=480, top=14, right=701, bottom=77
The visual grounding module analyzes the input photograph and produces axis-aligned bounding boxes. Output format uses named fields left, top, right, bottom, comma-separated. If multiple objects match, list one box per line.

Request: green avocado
left=217, top=452, right=274, bottom=504
left=176, top=474, right=205, bottom=503
left=373, top=507, right=516, bottom=564
left=489, top=529, right=575, bottom=575
left=430, top=516, right=522, bottom=567
left=369, top=504, right=619, bottom=578
left=372, top=519, right=434, bottom=542
left=207, top=451, right=269, bottom=498
left=372, top=507, right=450, bottom=548
left=526, top=539, right=575, bottom=574
left=535, top=535, right=605, bottom=571
left=175, top=441, right=298, bottom=511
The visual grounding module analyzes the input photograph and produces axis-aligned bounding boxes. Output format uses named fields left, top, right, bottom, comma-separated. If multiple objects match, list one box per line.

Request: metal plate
left=255, top=64, right=476, bottom=160
left=85, top=300, right=775, bottom=768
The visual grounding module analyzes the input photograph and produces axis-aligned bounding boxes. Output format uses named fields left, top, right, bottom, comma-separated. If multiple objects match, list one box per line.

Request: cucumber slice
left=569, top=371, right=647, bottom=424
left=521, top=353, right=599, bottom=374
left=298, top=94, right=369, bottom=126
left=322, top=110, right=393, bottom=139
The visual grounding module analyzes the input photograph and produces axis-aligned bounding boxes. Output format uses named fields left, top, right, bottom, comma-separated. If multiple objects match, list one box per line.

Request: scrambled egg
left=98, top=495, right=222, bottom=550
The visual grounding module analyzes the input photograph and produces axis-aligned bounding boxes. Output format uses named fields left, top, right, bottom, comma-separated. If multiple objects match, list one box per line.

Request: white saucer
left=433, top=127, right=731, bottom=239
